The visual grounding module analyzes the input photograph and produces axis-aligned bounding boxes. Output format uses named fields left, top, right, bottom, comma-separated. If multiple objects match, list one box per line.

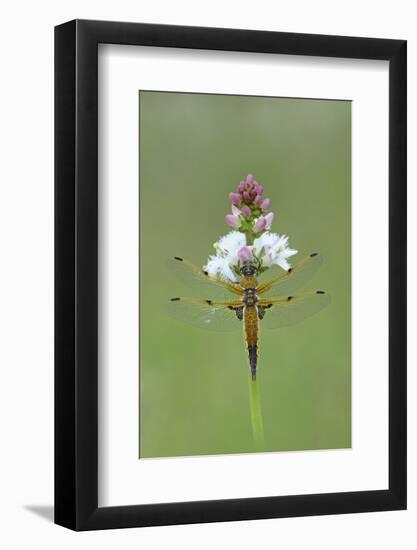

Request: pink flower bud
left=261, top=198, right=271, bottom=210
left=238, top=246, right=253, bottom=262
left=243, top=191, right=250, bottom=201
left=241, top=205, right=252, bottom=218
left=264, top=212, right=274, bottom=229
left=253, top=194, right=262, bottom=206
left=257, top=185, right=264, bottom=195
left=229, top=192, right=241, bottom=204
left=231, top=204, right=241, bottom=216
left=238, top=181, right=245, bottom=193
left=253, top=216, right=267, bottom=233
left=225, top=214, right=241, bottom=229
left=246, top=174, right=255, bottom=184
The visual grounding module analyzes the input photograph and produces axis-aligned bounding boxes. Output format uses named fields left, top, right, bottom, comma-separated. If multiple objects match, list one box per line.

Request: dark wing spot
left=287, top=267, right=293, bottom=273
left=287, top=296, right=293, bottom=301
left=316, top=290, right=325, bottom=294
left=173, top=256, right=183, bottom=261
left=206, top=299, right=213, bottom=305
left=310, top=252, right=319, bottom=257
left=170, top=297, right=181, bottom=301
left=202, top=270, right=209, bottom=276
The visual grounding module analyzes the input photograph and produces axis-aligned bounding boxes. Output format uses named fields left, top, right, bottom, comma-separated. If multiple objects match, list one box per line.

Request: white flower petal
left=203, top=252, right=238, bottom=283
left=216, top=231, right=246, bottom=253
left=275, top=256, right=290, bottom=271
left=261, top=253, right=273, bottom=268
left=205, top=229, right=296, bottom=280
left=253, top=231, right=297, bottom=271
left=253, top=232, right=280, bottom=252
left=282, top=247, right=298, bottom=259
left=203, top=255, right=225, bottom=277
left=219, top=263, right=238, bottom=283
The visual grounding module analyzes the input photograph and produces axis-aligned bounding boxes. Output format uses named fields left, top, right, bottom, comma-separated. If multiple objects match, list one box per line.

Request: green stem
left=246, top=231, right=255, bottom=245
left=248, top=376, right=264, bottom=446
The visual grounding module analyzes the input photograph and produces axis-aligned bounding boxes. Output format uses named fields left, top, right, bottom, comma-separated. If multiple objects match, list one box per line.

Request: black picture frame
left=55, top=19, right=407, bottom=531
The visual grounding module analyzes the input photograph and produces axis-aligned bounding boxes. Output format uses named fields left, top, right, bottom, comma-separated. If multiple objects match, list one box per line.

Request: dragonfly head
left=240, top=262, right=256, bottom=277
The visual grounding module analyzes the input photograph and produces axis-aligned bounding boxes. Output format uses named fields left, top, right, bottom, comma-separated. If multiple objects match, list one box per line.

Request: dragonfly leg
left=235, top=307, right=244, bottom=321
left=257, top=304, right=273, bottom=320
left=257, top=305, right=265, bottom=320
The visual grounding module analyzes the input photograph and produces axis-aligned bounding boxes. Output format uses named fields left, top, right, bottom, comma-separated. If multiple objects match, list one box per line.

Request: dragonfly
left=166, top=252, right=330, bottom=380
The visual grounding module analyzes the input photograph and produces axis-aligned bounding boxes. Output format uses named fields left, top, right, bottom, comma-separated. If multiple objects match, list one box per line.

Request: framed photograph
left=55, top=20, right=406, bottom=530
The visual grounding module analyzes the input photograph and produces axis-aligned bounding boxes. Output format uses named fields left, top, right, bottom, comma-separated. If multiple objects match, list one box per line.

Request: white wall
left=0, top=1, right=415, bottom=548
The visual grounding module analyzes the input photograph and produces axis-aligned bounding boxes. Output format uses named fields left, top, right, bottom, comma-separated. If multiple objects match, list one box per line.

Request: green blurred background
left=139, top=91, right=351, bottom=458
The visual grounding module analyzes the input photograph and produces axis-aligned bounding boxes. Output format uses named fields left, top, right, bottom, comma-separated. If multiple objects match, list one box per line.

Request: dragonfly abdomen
left=244, top=305, right=259, bottom=380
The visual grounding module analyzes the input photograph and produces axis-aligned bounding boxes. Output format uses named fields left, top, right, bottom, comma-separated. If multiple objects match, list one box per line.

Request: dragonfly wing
left=165, top=296, right=243, bottom=332
left=257, top=252, right=324, bottom=297
left=167, top=256, right=242, bottom=299
left=258, top=290, right=331, bottom=329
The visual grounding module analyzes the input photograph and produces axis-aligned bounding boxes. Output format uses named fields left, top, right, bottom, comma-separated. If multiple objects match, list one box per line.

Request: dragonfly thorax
left=243, top=287, right=258, bottom=307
